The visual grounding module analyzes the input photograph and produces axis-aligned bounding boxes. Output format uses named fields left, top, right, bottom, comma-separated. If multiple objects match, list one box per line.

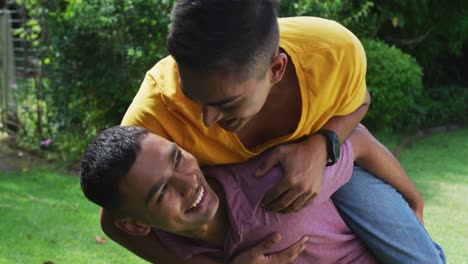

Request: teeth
left=191, top=187, right=204, bottom=209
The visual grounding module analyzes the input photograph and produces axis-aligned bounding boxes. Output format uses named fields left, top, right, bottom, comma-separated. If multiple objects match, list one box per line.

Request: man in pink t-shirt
left=80, top=125, right=442, bottom=263
left=154, top=140, right=377, bottom=263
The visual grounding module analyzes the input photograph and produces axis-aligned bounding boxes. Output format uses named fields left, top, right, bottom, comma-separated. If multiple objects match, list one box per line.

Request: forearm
left=100, top=208, right=223, bottom=264
left=321, top=89, right=370, bottom=144
left=130, top=234, right=224, bottom=264
left=300, top=90, right=371, bottom=170
left=351, top=126, right=423, bottom=209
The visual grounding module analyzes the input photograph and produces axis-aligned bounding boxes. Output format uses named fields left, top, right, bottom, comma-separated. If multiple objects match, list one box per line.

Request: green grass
left=0, top=169, right=147, bottom=264
left=398, top=128, right=468, bottom=264
left=0, top=128, right=467, bottom=263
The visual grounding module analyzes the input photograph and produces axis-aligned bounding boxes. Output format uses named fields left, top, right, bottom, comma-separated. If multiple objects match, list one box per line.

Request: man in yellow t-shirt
left=121, top=17, right=367, bottom=166
left=100, top=1, right=445, bottom=263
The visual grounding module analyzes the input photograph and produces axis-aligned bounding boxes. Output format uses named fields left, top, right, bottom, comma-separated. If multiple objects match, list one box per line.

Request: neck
left=269, top=52, right=297, bottom=104
left=254, top=57, right=300, bottom=128
left=235, top=53, right=301, bottom=148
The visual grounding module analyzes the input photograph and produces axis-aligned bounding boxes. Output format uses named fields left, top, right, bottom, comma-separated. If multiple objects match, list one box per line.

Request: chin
left=225, top=126, right=241, bottom=133
left=199, top=198, right=219, bottom=232
left=230, top=119, right=250, bottom=132
left=206, top=192, right=220, bottom=220
left=181, top=193, right=220, bottom=239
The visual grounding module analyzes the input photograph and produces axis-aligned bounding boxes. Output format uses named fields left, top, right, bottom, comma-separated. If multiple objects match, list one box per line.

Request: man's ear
left=114, top=217, right=151, bottom=236
left=269, top=52, right=288, bottom=83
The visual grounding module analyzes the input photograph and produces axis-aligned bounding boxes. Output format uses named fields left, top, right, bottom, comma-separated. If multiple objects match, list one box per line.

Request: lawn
left=0, top=128, right=467, bottom=263
left=397, top=128, right=468, bottom=264
left=0, top=169, right=147, bottom=264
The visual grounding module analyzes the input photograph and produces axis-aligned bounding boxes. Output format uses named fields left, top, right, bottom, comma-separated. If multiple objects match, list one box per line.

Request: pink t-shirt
left=155, top=141, right=377, bottom=263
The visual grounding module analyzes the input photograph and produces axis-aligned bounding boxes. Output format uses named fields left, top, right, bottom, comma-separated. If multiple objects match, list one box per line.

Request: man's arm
left=100, top=208, right=221, bottom=264
left=100, top=209, right=306, bottom=264
left=320, top=89, right=370, bottom=144
left=258, top=90, right=370, bottom=213
left=349, top=124, right=424, bottom=222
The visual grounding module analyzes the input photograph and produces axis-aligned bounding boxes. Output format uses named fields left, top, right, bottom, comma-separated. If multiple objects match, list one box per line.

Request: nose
left=172, top=172, right=197, bottom=198
left=202, top=106, right=223, bottom=127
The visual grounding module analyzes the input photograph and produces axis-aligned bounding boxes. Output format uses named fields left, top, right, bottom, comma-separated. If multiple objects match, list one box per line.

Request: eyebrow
left=144, top=143, right=177, bottom=206
left=179, top=81, right=240, bottom=106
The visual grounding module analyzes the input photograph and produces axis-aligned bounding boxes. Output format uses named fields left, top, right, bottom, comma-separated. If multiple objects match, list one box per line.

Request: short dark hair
left=80, top=126, right=150, bottom=215
left=167, top=0, right=280, bottom=80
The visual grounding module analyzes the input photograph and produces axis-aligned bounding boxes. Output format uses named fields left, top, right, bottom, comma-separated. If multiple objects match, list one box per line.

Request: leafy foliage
left=368, top=0, right=468, bottom=86
left=279, top=0, right=374, bottom=37
left=13, top=0, right=175, bottom=160
left=45, top=0, right=173, bottom=159
left=362, top=39, right=423, bottom=132
left=279, top=0, right=344, bottom=18
left=420, top=86, right=468, bottom=128
left=10, top=0, right=467, bottom=161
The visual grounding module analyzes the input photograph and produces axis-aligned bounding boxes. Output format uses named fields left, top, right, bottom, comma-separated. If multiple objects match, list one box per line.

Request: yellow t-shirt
left=121, top=17, right=367, bottom=166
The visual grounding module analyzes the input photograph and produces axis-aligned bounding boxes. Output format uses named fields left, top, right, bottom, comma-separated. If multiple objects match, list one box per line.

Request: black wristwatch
left=315, top=130, right=340, bottom=166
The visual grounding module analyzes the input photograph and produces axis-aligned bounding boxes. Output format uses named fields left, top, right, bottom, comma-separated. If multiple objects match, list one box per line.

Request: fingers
left=257, top=233, right=282, bottom=253
left=279, top=193, right=313, bottom=214
left=302, top=194, right=316, bottom=209
left=263, top=176, right=319, bottom=213
left=269, top=235, right=308, bottom=263
left=264, top=186, right=302, bottom=212
left=415, top=211, right=424, bottom=226
left=410, top=205, right=424, bottom=226
left=231, top=233, right=283, bottom=264
left=261, top=180, right=291, bottom=209
left=255, top=149, right=282, bottom=178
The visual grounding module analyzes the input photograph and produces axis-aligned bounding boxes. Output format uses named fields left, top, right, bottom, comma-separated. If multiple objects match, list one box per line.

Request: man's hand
left=408, top=192, right=424, bottom=225
left=256, top=134, right=328, bottom=213
left=231, top=233, right=308, bottom=264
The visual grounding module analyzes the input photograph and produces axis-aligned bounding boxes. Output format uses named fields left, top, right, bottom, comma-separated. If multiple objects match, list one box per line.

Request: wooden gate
left=1, top=1, right=37, bottom=135
left=0, top=8, right=15, bottom=133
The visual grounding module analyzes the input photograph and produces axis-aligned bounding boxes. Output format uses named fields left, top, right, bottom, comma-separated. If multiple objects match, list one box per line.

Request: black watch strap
left=315, top=130, right=340, bottom=166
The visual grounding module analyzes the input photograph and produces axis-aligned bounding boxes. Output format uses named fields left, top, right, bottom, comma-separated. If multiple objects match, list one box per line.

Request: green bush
left=279, top=0, right=344, bottom=18
left=14, top=0, right=175, bottom=161
left=420, top=86, right=468, bottom=128
left=370, top=0, right=468, bottom=87
left=12, top=0, right=465, bottom=161
left=278, top=0, right=374, bottom=38
left=45, top=0, right=174, bottom=123
left=45, top=0, right=175, bottom=160
left=362, top=39, right=423, bottom=132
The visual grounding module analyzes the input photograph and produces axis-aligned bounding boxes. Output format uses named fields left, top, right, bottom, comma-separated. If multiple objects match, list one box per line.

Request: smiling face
left=178, top=53, right=288, bottom=133
left=117, top=133, right=219, bottom=238
left=179, top=69, right=271, bottom=132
